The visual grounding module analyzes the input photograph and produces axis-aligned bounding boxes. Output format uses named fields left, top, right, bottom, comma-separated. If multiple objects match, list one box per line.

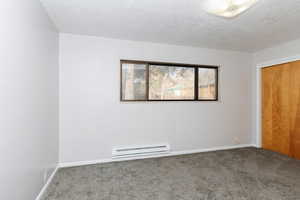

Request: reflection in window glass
left=149, top=65, right=195, bottom=100
left=121, top=63, right=146, bottom=100
left=198, top=68, right=217, bottom=100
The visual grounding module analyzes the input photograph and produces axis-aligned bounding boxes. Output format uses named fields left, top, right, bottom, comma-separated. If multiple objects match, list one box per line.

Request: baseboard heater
left=112, top=144, right=170, bottom=159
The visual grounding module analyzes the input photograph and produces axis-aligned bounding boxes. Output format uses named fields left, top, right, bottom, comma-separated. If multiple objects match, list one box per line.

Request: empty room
left=2, top=0, right=300, bottom=199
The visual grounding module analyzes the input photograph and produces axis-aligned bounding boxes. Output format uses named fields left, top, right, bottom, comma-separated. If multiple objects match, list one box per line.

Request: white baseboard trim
left=252, top=143, right=261, bottom=148
left=35, top=165, right=59, bottom=200
left=59, top=144, right=256, bottom=168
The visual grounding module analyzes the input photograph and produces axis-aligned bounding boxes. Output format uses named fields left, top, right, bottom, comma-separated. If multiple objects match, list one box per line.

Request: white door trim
left=255, top=55, right=300, bottom=148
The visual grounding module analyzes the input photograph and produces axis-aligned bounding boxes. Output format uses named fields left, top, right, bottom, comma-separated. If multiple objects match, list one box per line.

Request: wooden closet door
left=289, top=61, right=300, bottom=159
left=262, top=64, right=291, bottom=156
left=262, top=61, right=300, bottom=160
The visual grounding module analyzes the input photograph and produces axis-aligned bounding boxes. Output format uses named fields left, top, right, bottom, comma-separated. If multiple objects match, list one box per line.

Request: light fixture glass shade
left=203, top=0, right=258, bottom=18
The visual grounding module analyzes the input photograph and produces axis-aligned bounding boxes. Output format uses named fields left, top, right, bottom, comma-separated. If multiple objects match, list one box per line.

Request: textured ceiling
left=40, top=0, right=300, bottom=52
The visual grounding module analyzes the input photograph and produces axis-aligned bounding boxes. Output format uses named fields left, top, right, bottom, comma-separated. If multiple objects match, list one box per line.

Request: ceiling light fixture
left=203, top=0, right=258, bottom=18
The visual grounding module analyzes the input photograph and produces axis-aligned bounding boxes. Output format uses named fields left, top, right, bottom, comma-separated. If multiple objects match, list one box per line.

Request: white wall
left=0, top=1, right=59, bottom=200
left=252, top=38, right=300, bottom=146
left=254, top=38, right=300, bottom=64
left=59, top=33, right=253, bottom=163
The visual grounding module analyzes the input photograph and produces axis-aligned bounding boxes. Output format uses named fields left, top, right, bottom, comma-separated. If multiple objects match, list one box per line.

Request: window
left=121, top=63, right=147, bottom=100
left=198, top=68, right=217, bottom=100
left=120, top=60, right=218, bottom=101
left=149, top=65, right=195, bottom=100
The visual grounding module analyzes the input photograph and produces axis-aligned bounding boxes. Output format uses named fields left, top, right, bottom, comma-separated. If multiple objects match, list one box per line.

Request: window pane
left=198, top=68, right=217, bottom=100
left=149, top=65, right=195, bottom=100
left=121, top=63, right=146, bottom=100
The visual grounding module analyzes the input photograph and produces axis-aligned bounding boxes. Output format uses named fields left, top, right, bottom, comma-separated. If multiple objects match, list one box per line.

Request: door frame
left=255, top=55, right=300, bottom=148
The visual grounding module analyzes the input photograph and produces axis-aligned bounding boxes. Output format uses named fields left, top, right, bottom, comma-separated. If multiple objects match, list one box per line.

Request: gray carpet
left=42, top=148, right=300, bottom=200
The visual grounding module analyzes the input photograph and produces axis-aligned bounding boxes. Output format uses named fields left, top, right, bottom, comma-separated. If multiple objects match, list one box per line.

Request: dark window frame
left=120, top=60, right=219, bottom=102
